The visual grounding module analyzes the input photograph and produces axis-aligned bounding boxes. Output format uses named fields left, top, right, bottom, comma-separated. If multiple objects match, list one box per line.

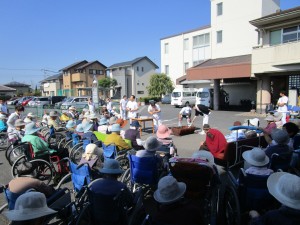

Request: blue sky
left=0, top=0, right=299, bottom=87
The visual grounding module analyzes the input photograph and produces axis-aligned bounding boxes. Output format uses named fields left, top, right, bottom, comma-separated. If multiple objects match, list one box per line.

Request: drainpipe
left=260, top=78, right=263, bottom=114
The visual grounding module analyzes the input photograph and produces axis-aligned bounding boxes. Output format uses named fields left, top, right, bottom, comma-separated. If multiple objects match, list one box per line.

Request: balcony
left=72, top=73, right=86, bottom=82
left=252, top=41, right=300, bottom=75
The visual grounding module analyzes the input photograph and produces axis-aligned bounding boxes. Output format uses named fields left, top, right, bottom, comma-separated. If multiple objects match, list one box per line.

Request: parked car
left=22, top=98, right=34, bottom=106
left=27, top=97, right=38, bottom=107
left=60, top=96, right=89, bottom=110
left=7, top=97, right=20, bottom=105
left=17, top=96, right=33, bottom=105
left=49, top=96, right=66, bottom=105
left=161, top=94, right=171, bottom=104
left=34, top=97, right=51, bottom=108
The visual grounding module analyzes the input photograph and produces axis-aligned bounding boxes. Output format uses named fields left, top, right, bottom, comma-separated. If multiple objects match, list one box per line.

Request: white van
left=171, top=88, right=198, bottom=107
left=196, top=88, right=213, bottom=108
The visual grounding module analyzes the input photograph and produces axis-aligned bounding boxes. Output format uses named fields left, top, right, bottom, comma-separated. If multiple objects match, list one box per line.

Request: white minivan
left=171, top=88, right=198, bottom=107
left=196, top=88, right=213, bottom=108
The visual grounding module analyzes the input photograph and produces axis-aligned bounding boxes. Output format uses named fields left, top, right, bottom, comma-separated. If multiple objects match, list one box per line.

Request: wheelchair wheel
left=223, top=185, right=241, bottom=225
left=48, top=132, right=66, bottom=146
left=70, top=146, right=84, bottom=164
left=5, top=143, right=14, bottom=163
left=11, top=155, right=28, bottom=177
left=56, top=173, right=74, bottom=197
left=75, top=203, right=92, bottom=225
left=58, top=137, right=67, bottom=149
left=116, top=154, right=129, bottom=171
left=7, top=144, right=27, bottom=166
left=121, top=168, right=132, bottom=191
left=203, top=187, right=219, bottom=225
left=0, top=132, right=8, bottom=150
left=64, top=139, right=73, bottom=151
left=69, top=142, right=83, bottom=158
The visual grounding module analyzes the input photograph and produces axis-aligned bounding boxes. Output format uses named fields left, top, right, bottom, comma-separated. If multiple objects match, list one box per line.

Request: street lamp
left=92, top=75, right=99, bottom=109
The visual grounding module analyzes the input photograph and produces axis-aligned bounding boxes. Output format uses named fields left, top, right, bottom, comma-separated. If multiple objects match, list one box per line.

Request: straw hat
left=154, top=176, right=186, bottom=204
left=267, top=172, right=300, bottom=210
left=143, top=136, right=162, bottom=152
left=116, top=118, right=128, bottom=128
left=265, top=115, right=275, bottom=121
left=82, top=143, right=103, bottom=161
left=242, top=147, right=269, bottom=167
left=4, top=192, right=57, bottom=221
left=69, top=106, right=76, bottom=111
left=99, top=159, right=124, bottom=174
left=111, top=124, right=121, bottom=132
left=25, top=122, right=41, bottom=135
left=14, top=119, right=26, bottom=127
left=271, top=129, right=289, bottom=145
left=99, top=117, right=108, bottom=125
left=192, top=150, right=215, bottom=164
left=156, top=124, right=172, bottom=139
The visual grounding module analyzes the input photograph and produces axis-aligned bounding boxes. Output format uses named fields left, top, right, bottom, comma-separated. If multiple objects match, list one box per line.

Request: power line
left=0, top=67, right=42, bottom=71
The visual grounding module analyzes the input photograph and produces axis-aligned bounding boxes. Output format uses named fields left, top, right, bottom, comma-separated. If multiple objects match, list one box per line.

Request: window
left=283, top=26, right=298, bottom=43
left=137, top=66, right=139, bottom=71
left=184, top=38, right=189, bottom=50
left=96, top=70, right=104, bottom=75
left=270, top=30, right=281, bottom=46
left=142, top=67, right=144, bottom=72
left=270, top=25, right=300, bottom=46
left=184, top=62, right=189, bottom=73
left=217, top=30, right=223, bottom=43
left=217, top=2, right=223, bottom=16
left=165, top=65, right=169, bottom=75
left=89, top=69, right=93, bottom=74
left=142, top=83, right=144, bottom=85
left=137, top=83, right=139, bottom=85
left=193, top=33, right=210, bottom=48
left=137, top=91, right=144, bottom=94
left=172, top=92, right=181, bottom=97
left=183, top=92, right=192, bottom=97
left=164, top=43, right=169, bottom=54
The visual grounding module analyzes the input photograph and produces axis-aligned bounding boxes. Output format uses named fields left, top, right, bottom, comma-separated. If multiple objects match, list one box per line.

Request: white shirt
left=278, top=95, right=288, bottom=112
left=126, top=101, right=138, bottom=118
left=179, top=106, right=192, bottom=115
left=7, top=112, right=21, bottom=129
left=88, top=102, right=95, bottom=113
left=107, top=101, right=112, bottom=111
left=120, top=99, right=127, bottom=110
left=148, top=104, right=161, bottom=120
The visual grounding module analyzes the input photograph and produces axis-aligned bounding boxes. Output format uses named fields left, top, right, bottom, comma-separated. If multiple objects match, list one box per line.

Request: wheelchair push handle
left=228, top=125, right=263, bottom=134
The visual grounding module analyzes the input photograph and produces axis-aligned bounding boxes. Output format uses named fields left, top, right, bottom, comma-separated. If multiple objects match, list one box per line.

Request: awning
left=186, top=54, right=251, bottom=80
left=180, top=80, right=211, bottom=84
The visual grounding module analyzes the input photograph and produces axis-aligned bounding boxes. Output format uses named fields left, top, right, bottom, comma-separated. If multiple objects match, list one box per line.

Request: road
left=0, top=104, right=267, bottom=224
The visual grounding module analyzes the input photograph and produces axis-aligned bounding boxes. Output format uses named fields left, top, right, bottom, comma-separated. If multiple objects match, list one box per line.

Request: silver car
left=60, top=96, right=89, bottom=110
left=32, top=97, right=50, bottom=108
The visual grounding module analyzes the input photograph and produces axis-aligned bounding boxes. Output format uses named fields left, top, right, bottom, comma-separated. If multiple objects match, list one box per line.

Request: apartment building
left=61, top=60, right=107, bottom=97
left=161, top=0, right=280, bottom=109
left=250, top=6, right=300, bottom=111
left=107, top=56, right=159, bottom=99
left=40, top=73, right=63, bottom=96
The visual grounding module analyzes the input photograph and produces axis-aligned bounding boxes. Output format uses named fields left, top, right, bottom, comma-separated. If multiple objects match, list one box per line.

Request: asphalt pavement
left=0, top=104, right=268, bottom=224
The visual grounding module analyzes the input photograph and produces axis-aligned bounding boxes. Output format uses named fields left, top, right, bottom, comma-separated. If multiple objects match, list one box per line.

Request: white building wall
left=160, top=27, right=211, bottom=88
left=210, top=0, right=280, bottom=59
left=110, top=69, right=127, bottom=98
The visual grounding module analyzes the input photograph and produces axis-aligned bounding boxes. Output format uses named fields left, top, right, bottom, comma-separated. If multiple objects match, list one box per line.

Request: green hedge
left=139, top=96, right=161, bottom=104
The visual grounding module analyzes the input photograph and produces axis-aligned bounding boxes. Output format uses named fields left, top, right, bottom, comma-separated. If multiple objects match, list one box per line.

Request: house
left=0, top=85, right=16, bottom=97
left=250, top=6, right=300, bottom=112
left=60, top=60, right=107, bottom=97
left=4, top=81, right=31, bottom=96
left=107, top=56, right=159, bottom=99
left=40, top=73, right=63, bottom=96
left=161, top=0, right=280, bottom=109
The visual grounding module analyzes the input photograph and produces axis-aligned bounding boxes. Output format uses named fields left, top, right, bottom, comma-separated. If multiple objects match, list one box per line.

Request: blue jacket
left=0, top=120, right=7, bottom=132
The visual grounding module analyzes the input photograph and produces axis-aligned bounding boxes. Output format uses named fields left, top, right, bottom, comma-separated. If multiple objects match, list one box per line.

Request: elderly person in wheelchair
left=4, top=192, right=57, bottom=225
left=249, top=172, right=300, bottom=225
left=8, top=119, right=25, bottom=143
left=5, top=162, right=55, bottom=210
left=104, top=124, right=131, bottom=152
left=22, top=122, right=69, bottom=160
left=152, top=176, right=204, bottom=225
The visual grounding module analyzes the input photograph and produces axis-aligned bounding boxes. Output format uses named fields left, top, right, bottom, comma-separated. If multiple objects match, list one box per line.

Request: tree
left=147, top=73, right=174, bottom=96
left=98, top=77, right=118, bottom=98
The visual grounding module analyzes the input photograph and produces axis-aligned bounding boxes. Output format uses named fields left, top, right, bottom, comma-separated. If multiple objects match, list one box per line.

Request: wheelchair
left=11, top=142, right=69, bottom=185
left=121, top=150, right=168, bottom=194
left=0, top=185, right=72, bottom=225
left=70, top=140, right=102, bottom=165
left=226, top=168, right=280, bottom=225
left=73, top=178, right=135, bottom=225
left=269, top=152, right=293, bottom=172
left=0, top=131, right=8, bottom=150
left=102, top=143, right=130, bottom=171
